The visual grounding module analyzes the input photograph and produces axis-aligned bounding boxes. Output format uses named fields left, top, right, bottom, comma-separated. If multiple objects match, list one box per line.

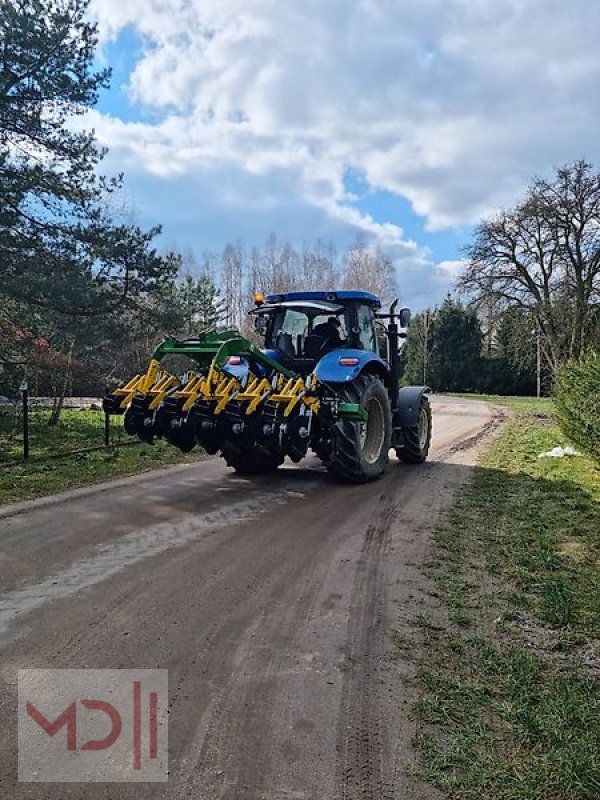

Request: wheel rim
left=360, top=396, right=385, bottom=464
left=418, top=405, right=429, bottom=450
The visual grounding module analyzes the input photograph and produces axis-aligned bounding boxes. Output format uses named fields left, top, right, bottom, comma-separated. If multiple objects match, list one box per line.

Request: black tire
left=221, top=446, right=284, bottom=476
left=396, top=396, right=431, bottom=463
left=325, top=374, right=392, bottom=483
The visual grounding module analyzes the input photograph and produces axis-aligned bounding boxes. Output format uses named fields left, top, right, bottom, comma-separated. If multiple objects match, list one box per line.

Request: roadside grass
left=0, top=409, right=203, bottom=505
left=396, top=398, right=600, bottom=800
left=445, top=392, right=554, bottom=414
left=0, top=408, right=131, bottom=461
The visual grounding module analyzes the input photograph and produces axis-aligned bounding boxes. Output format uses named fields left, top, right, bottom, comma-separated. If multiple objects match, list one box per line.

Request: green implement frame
left=149, top=330, right=365, bottom=421
left=152, top=331, right=296, bottom=378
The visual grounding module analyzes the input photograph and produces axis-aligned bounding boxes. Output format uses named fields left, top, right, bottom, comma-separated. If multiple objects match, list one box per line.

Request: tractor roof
left=265, top=290, right=381, bottom=308
left=250, top=300, right=343, bottom=316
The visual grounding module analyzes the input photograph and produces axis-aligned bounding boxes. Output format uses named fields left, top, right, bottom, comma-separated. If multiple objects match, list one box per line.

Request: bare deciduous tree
left=460, top=160, right=600, bottom=376
left=300, top=240, right=339, bottom=290
left=342, top=236, right=397, bottom=303
left=221, top=242, right=244, bottom=329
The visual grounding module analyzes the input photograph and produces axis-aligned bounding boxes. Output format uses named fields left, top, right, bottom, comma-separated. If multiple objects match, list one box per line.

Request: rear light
left=339, top=357, right=359, bottom=366
left=228, top=356, right=242, bottom=365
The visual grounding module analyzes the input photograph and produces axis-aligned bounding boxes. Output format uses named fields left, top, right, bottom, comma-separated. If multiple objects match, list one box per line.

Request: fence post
left=104, top=386, right=110, bottom=447
left=20, top=381, right=29, bottom=460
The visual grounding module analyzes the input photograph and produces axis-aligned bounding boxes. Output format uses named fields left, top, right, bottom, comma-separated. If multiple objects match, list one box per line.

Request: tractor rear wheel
left=222, top=446, right=284, bottom=476
left=326, top=374, right=392, bottom=483
left=396, top=396, right=432, bottom=463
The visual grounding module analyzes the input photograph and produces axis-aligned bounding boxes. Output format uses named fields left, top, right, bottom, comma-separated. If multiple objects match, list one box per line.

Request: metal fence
left=0, top=388, right=136, bottom=465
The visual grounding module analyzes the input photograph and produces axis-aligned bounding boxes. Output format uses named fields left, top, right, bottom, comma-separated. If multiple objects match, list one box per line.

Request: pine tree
left=0, top=0, right=175, bottom=316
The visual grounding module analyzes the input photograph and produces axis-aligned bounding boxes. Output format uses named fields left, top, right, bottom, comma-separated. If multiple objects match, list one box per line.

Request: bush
left=554, top=352, right=600, bottom=463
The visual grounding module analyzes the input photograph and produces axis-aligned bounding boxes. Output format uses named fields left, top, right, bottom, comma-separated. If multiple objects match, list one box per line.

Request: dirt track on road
left=0, top=396, right=502, bottom=799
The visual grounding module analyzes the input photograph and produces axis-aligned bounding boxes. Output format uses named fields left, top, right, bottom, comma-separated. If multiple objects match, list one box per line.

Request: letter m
left=26, top=701, right=77, bottom=750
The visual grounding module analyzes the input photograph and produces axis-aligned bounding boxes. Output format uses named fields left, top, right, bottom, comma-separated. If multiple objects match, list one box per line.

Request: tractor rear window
left=272, top=309, right=347, bottom=356
left=277, top=310, right=309, bottom=339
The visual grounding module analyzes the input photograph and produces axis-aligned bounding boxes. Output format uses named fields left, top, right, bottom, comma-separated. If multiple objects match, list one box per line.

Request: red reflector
left=339, top=357, right=359, bottom=366
left=228, top=356, right=242, bottom=365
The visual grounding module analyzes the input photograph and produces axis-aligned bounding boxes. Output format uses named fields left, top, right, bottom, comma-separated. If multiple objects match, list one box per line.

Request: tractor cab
left=251, top=291, right=382, bottom=374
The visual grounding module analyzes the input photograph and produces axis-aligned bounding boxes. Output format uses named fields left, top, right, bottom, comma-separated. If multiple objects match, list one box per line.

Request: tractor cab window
left=375, top=321, right=388, bottom=360
left=270, top=307, right=347, bottom=358
left=311, top=313, right=347, bottom=345
left=356, top=304, right=377, bottom=351
left=276, top=310, right=307, bottom=343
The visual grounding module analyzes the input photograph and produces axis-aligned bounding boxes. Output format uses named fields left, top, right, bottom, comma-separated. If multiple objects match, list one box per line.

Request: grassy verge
left=0, top=407, right=134, bottom=461
left=0, top=409, right=203, bottom=505
left=398, top=397, right=600, bottom=800
left=445, top=392, right=554, bottom=412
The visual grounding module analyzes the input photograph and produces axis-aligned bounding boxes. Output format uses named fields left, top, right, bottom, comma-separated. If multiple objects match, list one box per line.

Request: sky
left=86, top=0, right=600, bottom=310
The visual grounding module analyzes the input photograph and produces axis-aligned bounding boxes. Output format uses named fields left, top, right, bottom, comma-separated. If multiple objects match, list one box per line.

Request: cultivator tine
left=227, top=373, right=321, bottom=418
left=147, top=374, right=180, bottom=410
left=140, top=359, right=162, bottom=392
left=174, top=374, right=207, bottom=412
left=302, top=394, right=320, bottom=414
left=267, top=375, right=321, bottom=417
left=268, top=377, right=305, bottom=417
left=111, top=358, right=164, bottom=408
left=302, top=373, right=320, bottom=414
left=214, top=377, right=241, bottom=414
left=201, top=367, right=241, bottom=414
left=236, top=377, right=273, bottom=415
left=112, top=374, right=143, bottom=409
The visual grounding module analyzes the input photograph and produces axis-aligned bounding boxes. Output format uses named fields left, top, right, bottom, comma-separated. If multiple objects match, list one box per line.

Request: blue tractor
left=103, top=290, right=431, bottom=483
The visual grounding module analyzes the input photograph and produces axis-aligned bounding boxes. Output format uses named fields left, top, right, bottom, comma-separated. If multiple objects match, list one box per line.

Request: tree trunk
left=47, top=341, right=74, bottom=427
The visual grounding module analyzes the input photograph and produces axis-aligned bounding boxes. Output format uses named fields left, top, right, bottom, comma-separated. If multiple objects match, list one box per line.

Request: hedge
left=554, top=352, right=600, bottom=464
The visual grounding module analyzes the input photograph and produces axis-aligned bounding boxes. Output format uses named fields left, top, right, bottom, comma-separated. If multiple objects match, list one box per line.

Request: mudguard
left=395, top=385, right=428, bottom=427
left=314, top=349, right=390, bottom=384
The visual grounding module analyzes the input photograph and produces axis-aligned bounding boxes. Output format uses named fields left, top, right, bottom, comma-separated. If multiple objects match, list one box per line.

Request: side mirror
left=399, top=307, right=411, bottom=328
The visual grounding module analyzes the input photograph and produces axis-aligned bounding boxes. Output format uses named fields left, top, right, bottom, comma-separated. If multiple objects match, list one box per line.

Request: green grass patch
left=0, top=409, right=203, bottom=505
left=445, top=392, right=554, bottom=414
left=405, top=398, right=600, bottom=800
left=0, top=407, right=132, bottom=461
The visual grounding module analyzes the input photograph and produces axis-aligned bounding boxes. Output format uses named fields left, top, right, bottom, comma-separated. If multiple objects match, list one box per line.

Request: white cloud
left=435, top=260, right=468, bottom=280
left=86, top=0, right=600, bottom=302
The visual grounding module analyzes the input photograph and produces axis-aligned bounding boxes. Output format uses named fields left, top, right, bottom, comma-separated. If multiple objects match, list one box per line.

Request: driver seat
left=303, top=334, right=327, bottom=360
left=275, top=332, right=295, bottom=357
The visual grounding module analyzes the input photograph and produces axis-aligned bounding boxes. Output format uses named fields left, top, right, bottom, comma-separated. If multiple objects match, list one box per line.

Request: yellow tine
left=282, top=378, right=306, bottom=416
left=303, top=396, right=320, bottom=413
left=148, top=375, right=179, bottom=410
left=140, top=359, right=161, bottom=392
left=245, top=379, right=273, bottom=415
left=114, top=374, right=142, bottom=396
left=182, top=383, right=205, bottom=412
left=214, top=377, right=239, bottom=414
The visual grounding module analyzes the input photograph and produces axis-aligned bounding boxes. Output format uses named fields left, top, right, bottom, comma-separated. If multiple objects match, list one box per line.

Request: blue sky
left=96, top=27, right=146, bottom=123
left=342, top=169, right=472, bottom=266
left=88, top=0, right=600, bottom=310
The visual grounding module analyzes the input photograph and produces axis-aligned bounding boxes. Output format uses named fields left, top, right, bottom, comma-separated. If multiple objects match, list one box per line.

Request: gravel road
left=0, top=396, right=500, bottom=799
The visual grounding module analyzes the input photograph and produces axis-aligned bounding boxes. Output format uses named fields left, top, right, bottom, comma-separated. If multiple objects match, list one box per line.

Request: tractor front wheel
left=326, top=374, right=392, bottom=483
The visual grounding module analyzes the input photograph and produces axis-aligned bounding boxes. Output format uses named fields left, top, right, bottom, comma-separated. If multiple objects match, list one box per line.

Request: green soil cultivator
left=103, top=291, right=431, bottom=482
